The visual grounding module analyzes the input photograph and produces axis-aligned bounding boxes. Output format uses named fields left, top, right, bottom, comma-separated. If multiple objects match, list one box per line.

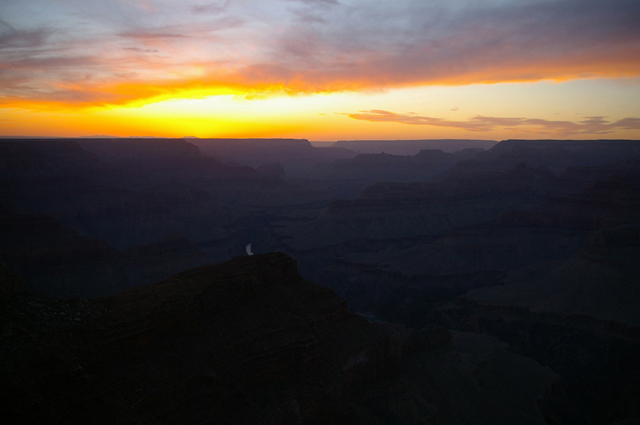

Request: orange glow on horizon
left=2, top=79, right=640, bottom=141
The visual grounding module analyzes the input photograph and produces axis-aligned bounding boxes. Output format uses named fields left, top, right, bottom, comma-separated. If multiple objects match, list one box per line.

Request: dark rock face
left=88, top=253, right=405, bottom=424
left=0, top=253, right=555, bottom=424
left=464, top=224, right=640, bottom=326
left=268, top=163, right=554, bottom=251
left=441, top=299, right=640, bottom=425
left=0, top=207, right=209, bottom=299
left=0, top=138, right=241, bottom=252
left=258, top=145, right=640, bottom=326
left=0, top=139, right=108, bottom=180
left=310, top=148, right=484, bottom=187
left=0, top=138, right=333, bottom=258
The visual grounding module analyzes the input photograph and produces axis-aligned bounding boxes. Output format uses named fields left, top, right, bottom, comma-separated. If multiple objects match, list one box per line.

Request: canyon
left=2, top=137, right=640, bottom=423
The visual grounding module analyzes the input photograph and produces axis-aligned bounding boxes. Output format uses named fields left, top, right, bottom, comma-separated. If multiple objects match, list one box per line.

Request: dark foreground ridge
left=1, top=252, right=556, bottom=425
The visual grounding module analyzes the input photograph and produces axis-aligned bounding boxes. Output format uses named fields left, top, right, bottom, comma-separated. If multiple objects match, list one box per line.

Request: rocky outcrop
left=88, top=253, right=405, bottom=423
left=464, top=224, right=640, bottom=326
left=440, top=297, right=640, bottom=425
left=1, top=252, right=556, bottom=424
left=437, top=203, right=640, bottom=424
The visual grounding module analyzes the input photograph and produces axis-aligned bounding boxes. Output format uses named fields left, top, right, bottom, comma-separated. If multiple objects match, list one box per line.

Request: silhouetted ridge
left=192, top=138, right=355, bottom=176
left=0, top=139, right=107, bottom=179
left=310, top=148, right=483, bottom=184
left=442, top=139, right=640, bottom=176
left=333, top=139, right=497, bottom=155
left=1, top=252, right=556, bottom=424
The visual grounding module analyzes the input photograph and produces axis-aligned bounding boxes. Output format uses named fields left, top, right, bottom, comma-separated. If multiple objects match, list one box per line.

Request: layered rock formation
left=310, top=149, right=484, bottom=193
left=0, top=138, right=333, bottom=257
left=268, top=163, right=554, bottom=250
left=440, top=139, right=640, bottom=177
left=0, top=253, right=556, bottom=424
left=191, top=138, right=355, bottom=177
left=464, top=224, right=640, bottom=326
left=4, top=137, right=640, bottom=423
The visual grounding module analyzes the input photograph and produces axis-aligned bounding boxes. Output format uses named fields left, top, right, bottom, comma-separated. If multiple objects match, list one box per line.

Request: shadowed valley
left=2, top=137, right=640, bottom=424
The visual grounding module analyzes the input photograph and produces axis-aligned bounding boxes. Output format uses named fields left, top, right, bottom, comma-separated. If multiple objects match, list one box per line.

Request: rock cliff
left=0, top=206, right=210, bottom=299
left=1, top=253, right=555, bottom=424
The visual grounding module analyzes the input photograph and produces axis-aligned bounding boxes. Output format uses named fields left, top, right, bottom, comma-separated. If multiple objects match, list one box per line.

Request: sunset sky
left=1, top=0, right=639, bottom=141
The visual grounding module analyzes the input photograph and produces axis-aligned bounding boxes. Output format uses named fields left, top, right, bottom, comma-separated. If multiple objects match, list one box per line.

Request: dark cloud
left=0, top=20, right=51, bottom=50
left=345, top=110, right=640, bottom=136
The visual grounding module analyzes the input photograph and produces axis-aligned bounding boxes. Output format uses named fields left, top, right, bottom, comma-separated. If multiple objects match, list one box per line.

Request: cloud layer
left=346, top=110, right=640, bottom=136
left=1, top=0, right=639, bottom=108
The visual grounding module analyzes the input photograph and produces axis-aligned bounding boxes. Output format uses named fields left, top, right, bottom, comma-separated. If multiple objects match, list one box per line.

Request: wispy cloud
left=0, top=20, right=51, bottom=50
left=123, top=47, right=160, bottom=53
left=345, top=110, right=640, bottom=136
left=119, top=31, right=191, bottom=39
left=191, top=3, right=228, bottom=14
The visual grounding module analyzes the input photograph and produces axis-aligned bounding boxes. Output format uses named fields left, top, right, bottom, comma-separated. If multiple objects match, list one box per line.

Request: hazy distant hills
left=311, top=148, right=484, bottom=185
left=261, top=141, right=640, bottom=316
left=440, top=139, right=640, bottom=177
left=333, top=139, right=497, bottom=155
left=191, top=138, right=355, bottom=177
left=267, top=163, right=555, bottom=251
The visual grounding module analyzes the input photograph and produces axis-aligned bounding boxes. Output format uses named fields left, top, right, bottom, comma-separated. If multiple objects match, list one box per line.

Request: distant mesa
left=333, top=139, right=497, bottom=155
left=191, top=137, right=355, bottom=177
left=309, top=141, right=337, bottom=148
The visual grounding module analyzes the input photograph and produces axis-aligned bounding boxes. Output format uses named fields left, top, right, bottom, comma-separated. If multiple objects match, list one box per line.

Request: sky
left=1, top=0, right=639, bottom=141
